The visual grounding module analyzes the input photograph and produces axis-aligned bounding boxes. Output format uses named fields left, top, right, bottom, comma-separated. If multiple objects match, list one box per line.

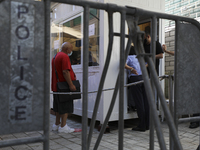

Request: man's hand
left=69, top=84, right=76, bottom=91
left=131, top=68, right=138, bottom=75
left=63, top=70, right=77, bottom=91
left=162, top=44, right=167, bottom=52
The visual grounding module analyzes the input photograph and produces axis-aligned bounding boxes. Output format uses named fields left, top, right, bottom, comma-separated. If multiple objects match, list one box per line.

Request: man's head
left=144, top=26, right=151, bottom=45
left=61, top=42, right=73, bottom=56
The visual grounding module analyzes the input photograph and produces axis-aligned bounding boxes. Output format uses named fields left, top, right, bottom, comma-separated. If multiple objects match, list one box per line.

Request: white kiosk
left=50, top=0, right=165, bottom=124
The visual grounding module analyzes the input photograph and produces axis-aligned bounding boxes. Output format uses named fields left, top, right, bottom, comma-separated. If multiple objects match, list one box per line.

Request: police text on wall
left=9, top=2, right=35, bottom=123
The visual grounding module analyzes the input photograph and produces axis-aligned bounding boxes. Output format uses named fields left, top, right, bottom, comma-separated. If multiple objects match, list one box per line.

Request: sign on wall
left=0, top=0, right=45, bottom=134
left=9, top=1, right=35, bottom=124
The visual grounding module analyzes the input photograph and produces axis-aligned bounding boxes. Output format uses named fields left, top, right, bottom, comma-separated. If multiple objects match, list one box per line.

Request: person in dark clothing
left=125, top=46, right=149, bottom=132
left=143, top=26, right=164, bottom=75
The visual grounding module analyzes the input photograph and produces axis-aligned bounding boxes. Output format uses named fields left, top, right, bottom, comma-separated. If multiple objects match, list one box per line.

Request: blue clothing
left=126, top=55, right=142, bottom=77
left=126, top=54, right=149, bottom=130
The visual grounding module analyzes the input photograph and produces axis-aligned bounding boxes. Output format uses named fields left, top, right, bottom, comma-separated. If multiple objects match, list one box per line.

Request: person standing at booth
left=125, top=46, right=149, bottom=132
left=143, top=26, right=164, bottom=75
left=51, top=42, right=77, bottom=133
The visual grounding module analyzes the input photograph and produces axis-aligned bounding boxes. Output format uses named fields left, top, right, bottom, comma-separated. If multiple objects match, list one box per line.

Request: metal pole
left=174, top=20, right=179, bottom=129
left=136, top=34, right=167, bottom=150
left=145, top=53, right=183, bottom=150
left=93, top=35, right=132, bottom=150
left=82, top=5, right=89, bottom=150
left=87, top=10, right=114, bottom=149
left=169, top=75, right=174, bottom=150
left=119, top=9, right=126, bottom=150
left=44, top=0, right=50, bottom=149
left=149, top=16, right=157, bottom=150
left=173, top=20, right=179, bottom=150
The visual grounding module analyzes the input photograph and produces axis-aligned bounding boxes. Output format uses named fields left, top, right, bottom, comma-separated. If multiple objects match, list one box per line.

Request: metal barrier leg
left=149, top=16, right=157, bottom=150
left=118, top=9, right=126, bottom=150
left=82, top=5, right=90, bottom=150
left=93, top=32, right=132, bottom=150
left=44, top=0, right=50, bottom=149
left=173, top=20, right=179, bottom=150
left=87, top=10, right=114, bottom=149
left=169, top=75, right=174, bottom=150
left=136, top=34, right=167, bottom=150
left=143, top=43, right=182, bottom=150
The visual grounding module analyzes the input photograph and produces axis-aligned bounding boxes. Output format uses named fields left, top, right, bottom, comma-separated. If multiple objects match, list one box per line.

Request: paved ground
left=0, top=114, right=199, bottom=150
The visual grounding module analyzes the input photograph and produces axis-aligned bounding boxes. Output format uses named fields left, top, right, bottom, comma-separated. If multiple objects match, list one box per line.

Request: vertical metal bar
left=44, top=0, right=50, bottom=149
left=151, top=17, right=156, bottom=64
left=119, top=9, right=126, bottom=150
left=137, top=34, right=167, bottom=150
left=174, top=20, right=179, bottom=150
left=93, top=36, right=132, bottom=150
left=87, top=11, right=114, bottom=149
left=149, top=16, right=157, bottom=150
left=82, top=5, right=89, bottom=150
left=174, top=20, right=179, bottom=128
left=169, top=75, right=174, bottom=150
left=145, top=54, right=182, bottom=150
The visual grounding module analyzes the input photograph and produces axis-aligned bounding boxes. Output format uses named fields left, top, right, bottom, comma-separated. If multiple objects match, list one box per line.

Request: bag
left=57, top=80, right=81, bottom=102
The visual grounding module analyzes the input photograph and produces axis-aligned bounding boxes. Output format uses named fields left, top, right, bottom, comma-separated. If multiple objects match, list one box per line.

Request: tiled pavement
left=0, top=114, right=199, bottom=150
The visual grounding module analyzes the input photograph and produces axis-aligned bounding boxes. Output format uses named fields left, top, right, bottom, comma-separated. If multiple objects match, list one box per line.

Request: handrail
left=50, top=75, right=169, bottom=95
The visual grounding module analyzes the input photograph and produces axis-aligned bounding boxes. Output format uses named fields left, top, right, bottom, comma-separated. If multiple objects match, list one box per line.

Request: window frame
left=59, top=13, right=83, bottom=69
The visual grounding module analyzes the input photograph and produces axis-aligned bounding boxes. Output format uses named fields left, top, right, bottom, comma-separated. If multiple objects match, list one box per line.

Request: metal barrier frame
left=49, top=1, right=200, bottom=150
left=1, top=0, right=200, bottom=149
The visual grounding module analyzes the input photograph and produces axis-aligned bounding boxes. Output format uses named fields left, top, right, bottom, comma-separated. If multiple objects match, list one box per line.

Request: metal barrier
left=1, top=0, right=200, bottom=149
left=49, top=1, right=200, bottom=150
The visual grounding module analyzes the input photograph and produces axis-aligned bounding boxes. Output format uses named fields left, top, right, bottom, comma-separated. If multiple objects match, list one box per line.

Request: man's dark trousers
left=129, top=75, right=149, bottom=130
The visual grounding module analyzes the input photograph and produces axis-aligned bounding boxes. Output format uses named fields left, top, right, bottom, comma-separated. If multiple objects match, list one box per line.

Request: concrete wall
left=165, top=29, right=175, bottom=75
left=164, top=28, right=175, bottom=98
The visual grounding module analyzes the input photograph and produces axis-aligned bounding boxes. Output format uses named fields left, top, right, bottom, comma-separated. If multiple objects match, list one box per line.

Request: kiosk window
left=61, top=9, right=99, bottom=66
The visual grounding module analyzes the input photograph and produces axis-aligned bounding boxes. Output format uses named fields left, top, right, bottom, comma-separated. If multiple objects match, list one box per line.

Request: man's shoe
left=52, top=124, right=60, bottom=131
left=189, top=122, right=200, bottom=129
left=58, top=124, right=75, bottom=133
left=132, top=127, right=146, bottom=132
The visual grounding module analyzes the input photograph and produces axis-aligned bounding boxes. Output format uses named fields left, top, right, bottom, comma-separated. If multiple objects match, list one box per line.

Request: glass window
left=88, top=8, right=99, bottom=66
left=51, top=23, right=60, bottom=57
left=63, top=21, right=71, bottom=27
left=89, top=8, right=97, bottom=20
left=73, top=16, right=81, bottom=26
left=60, top=9, right=99, bottom=66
